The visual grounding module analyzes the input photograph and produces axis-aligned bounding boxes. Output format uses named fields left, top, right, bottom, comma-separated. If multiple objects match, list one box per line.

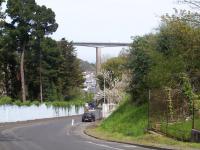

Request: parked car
left=82, top=112, right=95, bottom=122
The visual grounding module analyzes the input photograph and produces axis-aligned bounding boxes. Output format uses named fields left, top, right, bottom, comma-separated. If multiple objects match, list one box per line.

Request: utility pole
left=104, top=73, right=105, bottom=104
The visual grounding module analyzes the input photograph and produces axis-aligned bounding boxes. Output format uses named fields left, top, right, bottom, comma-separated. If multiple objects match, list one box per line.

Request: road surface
left=0, top=116, right=153, bottom=150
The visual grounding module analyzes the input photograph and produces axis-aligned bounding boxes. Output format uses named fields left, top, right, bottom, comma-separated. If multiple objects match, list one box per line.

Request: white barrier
left=102, top=103, right=116, bottom=118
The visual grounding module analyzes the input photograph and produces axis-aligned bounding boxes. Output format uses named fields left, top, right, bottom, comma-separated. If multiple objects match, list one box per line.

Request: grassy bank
left=100, top=97, right=148, bottom=137
left=88, top=96, right=200, bottom=150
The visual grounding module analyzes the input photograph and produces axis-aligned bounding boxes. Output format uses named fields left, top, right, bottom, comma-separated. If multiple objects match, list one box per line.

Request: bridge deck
left=73, top=42, right=131, bottom=47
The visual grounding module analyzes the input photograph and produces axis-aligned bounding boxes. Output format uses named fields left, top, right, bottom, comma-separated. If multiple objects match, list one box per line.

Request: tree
left=159, top=12, right=200, bottom=91
left=0, top=0, right=5, bottom=95
left=96, top=53, right=130, bottom=104
left=5, top=0, right=58, bottom=102
left=32, top=5, right=58, bottom=102
left=101, top=56, right=127, bottom=81
left=128, top=36, right=152, bottom=104
left=6, top=0, right=38, bottom=102
left=126, top=11, right=200, bottom=105
left=179, top=0, right=200, bottom=10
left=57, top=39, right=84, bottom=98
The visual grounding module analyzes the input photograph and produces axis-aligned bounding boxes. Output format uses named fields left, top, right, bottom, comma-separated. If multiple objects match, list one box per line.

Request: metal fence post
left=192, top=98, right=195, bottom=129
left=148, top=89, right=150, bottom=130
left=166, top=93, right=168, bottom=135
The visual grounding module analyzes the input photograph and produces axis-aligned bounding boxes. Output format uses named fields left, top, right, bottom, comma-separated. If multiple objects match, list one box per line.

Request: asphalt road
left=0, top=116, right=153, bottom=150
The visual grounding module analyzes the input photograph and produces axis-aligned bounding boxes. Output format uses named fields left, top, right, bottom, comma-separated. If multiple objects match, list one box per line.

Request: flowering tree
left=95, top=70, right=131, bottom=104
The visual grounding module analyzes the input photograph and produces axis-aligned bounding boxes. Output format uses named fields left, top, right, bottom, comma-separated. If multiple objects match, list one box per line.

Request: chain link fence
left=149, top=88, right=200, bottom=141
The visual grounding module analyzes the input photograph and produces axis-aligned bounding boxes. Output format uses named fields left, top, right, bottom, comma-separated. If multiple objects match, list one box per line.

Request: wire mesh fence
left=149, top=88, right=200, bottom=141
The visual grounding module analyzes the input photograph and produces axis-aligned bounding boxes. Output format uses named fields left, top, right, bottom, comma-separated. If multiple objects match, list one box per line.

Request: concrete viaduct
left=73, top=42, right=131, bottom=74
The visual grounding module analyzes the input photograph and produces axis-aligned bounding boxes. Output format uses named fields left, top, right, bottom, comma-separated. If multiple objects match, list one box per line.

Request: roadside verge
left=84, top=123, right=200, bottom=150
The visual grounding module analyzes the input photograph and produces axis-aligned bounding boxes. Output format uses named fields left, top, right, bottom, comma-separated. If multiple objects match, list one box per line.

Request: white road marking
left=122, top=145, right=137, bottom=148
left=72, top=119, right=75, bottom=126
left=85, top=141, right=125, bottom=150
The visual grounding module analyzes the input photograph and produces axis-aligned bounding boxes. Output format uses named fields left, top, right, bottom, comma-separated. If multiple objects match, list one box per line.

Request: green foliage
left=165, top=87, right=174, bottom=120
left=100, top=96, right=148, bottom=137
left=179, top=73, right=198, bottom=114
left=84, top=92, right=94, bottom=103
left=147, top=52, right=186, bottom=88
left=0, top=96, right=85, bottom=107
left=96, top=73, right=110, bottom=90
left=101, top=56, right=127, bottom=80
left=56, top=39, right=84, bottom=98
left=0, top=1, right=84, bottom=102
left=0, top=96, right=12, bottom=105
left=45, top=98, right=85, bottom=108
left=13, top=100, right=23, bottom=106
left=127, top=11, right=200, bottom=105
left=97, top=55, right=127, bottom=91
left=32, top=100, right=40, bottom=106
left=22, top=101, right=32, bottom=106
left=128, top=36, right=152, bottom=104
left=0, top=0, right=84, bottom=102
left=79, top=59, right=95, bottom=72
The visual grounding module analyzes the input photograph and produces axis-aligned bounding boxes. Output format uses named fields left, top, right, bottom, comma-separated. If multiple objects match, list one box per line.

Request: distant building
left=82, top=71, right=96, bottom=93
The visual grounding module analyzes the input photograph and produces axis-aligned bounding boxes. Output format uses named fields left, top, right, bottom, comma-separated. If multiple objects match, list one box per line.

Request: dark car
left=88, top=102, right=96, bottom=110
left=82, top=112, right=95, bottom=122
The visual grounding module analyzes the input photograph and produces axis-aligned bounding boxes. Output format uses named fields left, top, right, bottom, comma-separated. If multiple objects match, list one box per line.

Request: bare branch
left=179, top=0, right=200, bottom=11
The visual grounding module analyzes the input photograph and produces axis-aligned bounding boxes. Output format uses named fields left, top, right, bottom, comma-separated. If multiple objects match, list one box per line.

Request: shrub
left=0, top=96, right=13, bottom=105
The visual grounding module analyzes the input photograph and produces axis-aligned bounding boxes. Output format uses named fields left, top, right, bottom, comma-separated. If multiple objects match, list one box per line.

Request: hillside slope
left=100, top=97, right=148, bottom=137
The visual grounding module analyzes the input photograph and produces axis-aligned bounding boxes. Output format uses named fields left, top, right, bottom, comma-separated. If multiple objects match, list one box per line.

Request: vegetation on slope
left=79, top=59, right=95, bottom=72
left=100, top=96, right=148, bottom=137
left=88, top=96, right=200, bottom=149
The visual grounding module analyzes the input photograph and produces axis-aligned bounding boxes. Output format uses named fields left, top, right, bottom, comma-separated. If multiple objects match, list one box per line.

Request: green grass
left=100, top=96, right=148, bottom=137
left=160, top=121, right=192, bottom=141
left=160, top=119, right=200, bottom=141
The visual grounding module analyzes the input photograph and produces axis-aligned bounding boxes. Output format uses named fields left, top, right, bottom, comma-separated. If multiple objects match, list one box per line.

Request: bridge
left=73, top=42, right=131, bottom=74
left=73, top=42, right=130, bottom=47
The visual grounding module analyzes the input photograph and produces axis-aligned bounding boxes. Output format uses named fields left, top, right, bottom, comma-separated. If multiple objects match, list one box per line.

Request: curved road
left=0, top=116, right=152, bottom=150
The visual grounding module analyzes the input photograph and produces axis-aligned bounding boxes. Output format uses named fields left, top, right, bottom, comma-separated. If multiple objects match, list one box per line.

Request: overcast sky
left=35, top=0, right=187, bottom=63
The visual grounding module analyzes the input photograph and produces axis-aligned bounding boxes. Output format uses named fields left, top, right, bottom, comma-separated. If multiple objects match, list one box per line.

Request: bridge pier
left=73, top=42, right=130, bottom=75
left=96, top=47, right=101, bottom=75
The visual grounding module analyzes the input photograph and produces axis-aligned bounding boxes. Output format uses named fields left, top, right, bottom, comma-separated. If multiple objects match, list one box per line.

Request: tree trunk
left=39, top=39, right=43, bottom=103
left=20, top=43, right=26, bottom=102
left=39, top=56, right=43, bottom=103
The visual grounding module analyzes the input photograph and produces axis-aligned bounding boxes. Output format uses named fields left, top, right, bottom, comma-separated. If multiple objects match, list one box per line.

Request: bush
left=13, top=100, right=23, bottom=106
left=22, top=101, right=32, bottom=106
left=0, top=96, right=13, bottom=105
left=32, top=101, right=41, bottom=106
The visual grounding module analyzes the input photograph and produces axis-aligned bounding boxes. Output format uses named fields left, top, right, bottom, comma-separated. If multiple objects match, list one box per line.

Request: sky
left=35, top=0, right=188, bottom=63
